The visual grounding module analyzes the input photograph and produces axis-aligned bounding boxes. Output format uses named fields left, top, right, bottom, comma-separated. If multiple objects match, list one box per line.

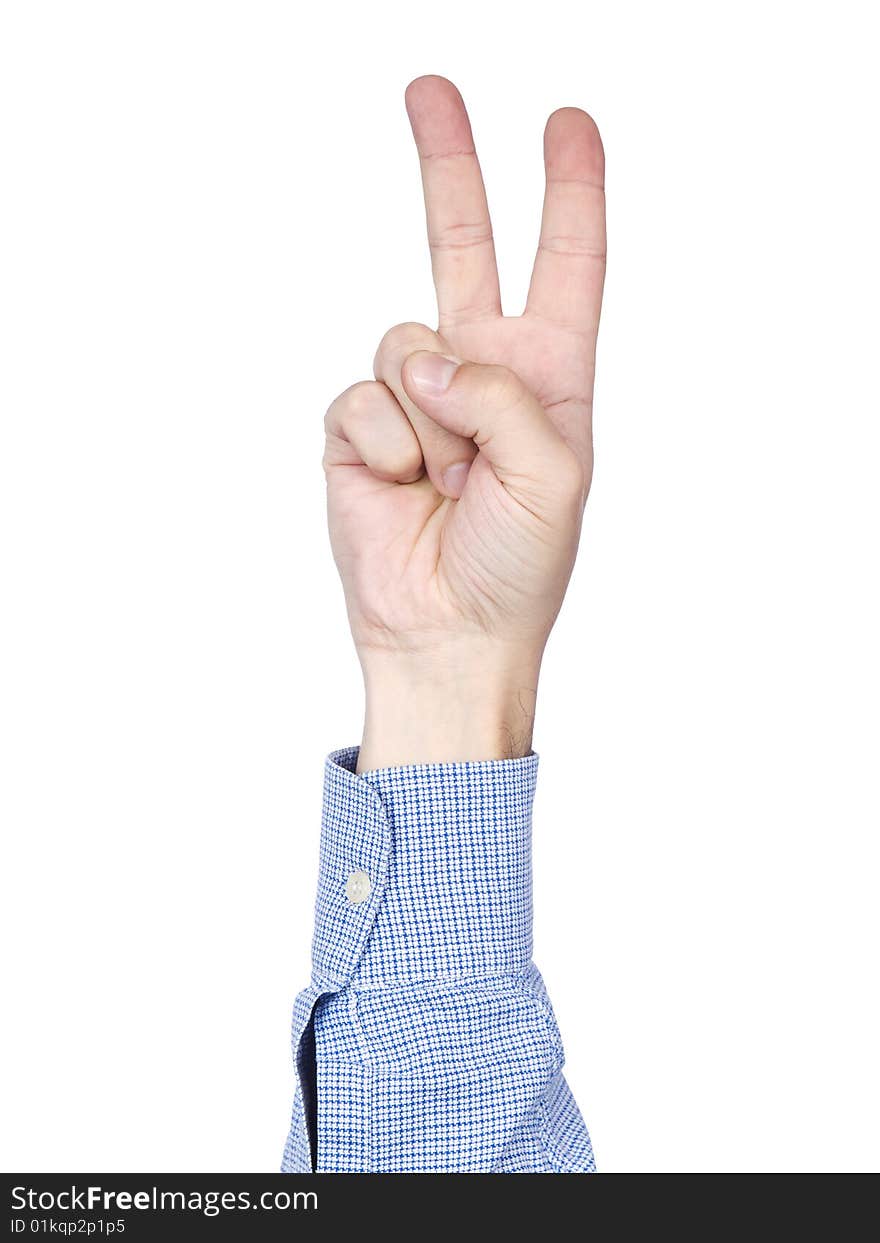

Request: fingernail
left=408, top=353, right=460, bottom=395
left=442, top=460, right=471, bottom=499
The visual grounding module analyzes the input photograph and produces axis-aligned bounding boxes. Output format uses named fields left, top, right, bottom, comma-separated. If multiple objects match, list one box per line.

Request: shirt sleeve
left=280, top=747, right=596, bottom=1174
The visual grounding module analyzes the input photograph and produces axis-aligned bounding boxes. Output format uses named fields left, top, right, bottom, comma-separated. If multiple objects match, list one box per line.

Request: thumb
left=401, top=351, right=584, bottom=509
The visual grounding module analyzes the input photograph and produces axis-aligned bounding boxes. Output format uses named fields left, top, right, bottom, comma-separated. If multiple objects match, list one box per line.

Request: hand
left=323, top=76, right=606, bottom=768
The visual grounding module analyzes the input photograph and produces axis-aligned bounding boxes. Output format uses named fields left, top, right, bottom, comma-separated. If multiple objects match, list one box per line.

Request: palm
left=326, top=78, right=605, bottom=647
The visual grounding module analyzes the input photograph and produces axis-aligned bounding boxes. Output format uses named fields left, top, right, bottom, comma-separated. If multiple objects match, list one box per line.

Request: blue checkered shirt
left=281, top=747, right=596, bottom=1173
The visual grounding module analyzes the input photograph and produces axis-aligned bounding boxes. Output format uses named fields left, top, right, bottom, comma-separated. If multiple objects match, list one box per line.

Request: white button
left=345, top=870, right=371, bottom=905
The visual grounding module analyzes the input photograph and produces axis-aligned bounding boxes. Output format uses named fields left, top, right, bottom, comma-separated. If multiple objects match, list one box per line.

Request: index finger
left=405, top=76, right=502, bottom=328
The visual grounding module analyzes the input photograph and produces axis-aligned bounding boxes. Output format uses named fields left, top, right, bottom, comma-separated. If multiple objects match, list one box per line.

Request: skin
left=322, top=76, right=606, bottom=770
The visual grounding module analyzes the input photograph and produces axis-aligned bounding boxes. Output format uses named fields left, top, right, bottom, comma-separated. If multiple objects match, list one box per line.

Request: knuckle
left=480, top=365, right=527, bottom=414
left=428, top=220, right=494, bottom=252
left=375, top=321, right=438, bottom=371
left=324, top=380, right=376, bottom=432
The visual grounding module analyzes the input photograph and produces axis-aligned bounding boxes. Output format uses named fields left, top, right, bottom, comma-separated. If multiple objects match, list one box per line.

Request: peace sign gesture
left=323, top=76, right=606, bottom=768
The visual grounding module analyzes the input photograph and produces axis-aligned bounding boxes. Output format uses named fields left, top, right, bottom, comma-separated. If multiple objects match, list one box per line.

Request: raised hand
left=323, top=76, right=606, bottom=768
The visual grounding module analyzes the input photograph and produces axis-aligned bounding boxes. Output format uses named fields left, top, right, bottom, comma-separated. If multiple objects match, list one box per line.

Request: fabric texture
left=281, top=747, right=595, bottom=1174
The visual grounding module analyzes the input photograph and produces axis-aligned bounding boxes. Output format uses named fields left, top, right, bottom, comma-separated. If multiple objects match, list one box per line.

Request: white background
left=1, top=1, right=878, bottom=1174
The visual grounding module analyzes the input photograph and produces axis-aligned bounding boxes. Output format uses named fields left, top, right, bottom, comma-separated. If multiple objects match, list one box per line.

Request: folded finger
left=373, top=322, right=477, bottom=499
left=324, top=381, right=424, bottom=483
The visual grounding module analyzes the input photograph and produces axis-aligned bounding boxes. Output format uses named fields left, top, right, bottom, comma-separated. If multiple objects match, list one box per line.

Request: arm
left=283, top=75, right=605, bottom=1174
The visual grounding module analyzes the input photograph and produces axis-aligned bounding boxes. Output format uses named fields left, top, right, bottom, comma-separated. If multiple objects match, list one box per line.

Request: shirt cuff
left=310, top=747, right=539, bottom=991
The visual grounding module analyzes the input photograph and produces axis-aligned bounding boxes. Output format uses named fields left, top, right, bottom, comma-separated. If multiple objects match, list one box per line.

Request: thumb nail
left=407, top=352, right=460, bottom=396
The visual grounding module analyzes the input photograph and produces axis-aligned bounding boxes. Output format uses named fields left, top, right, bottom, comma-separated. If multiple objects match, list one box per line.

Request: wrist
left=356, top=641, right=543, bottom=771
